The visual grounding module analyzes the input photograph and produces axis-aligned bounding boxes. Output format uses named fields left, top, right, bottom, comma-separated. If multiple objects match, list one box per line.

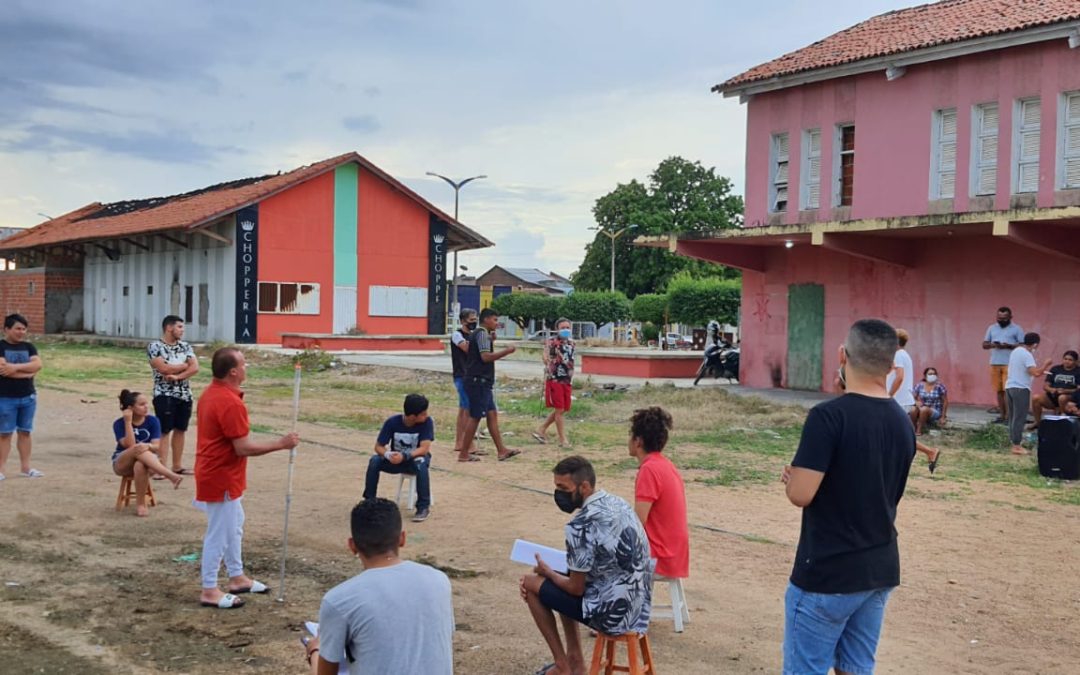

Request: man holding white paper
left=519, top=456, right=652, bottom=675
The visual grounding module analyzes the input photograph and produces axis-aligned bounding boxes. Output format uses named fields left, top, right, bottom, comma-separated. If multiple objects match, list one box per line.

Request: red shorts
left=545, top=380, right=572, bottom=411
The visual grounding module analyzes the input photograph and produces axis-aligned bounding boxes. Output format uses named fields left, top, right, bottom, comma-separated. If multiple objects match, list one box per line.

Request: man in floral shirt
left=534, top=318, right=575, bottom=447
left=147, top=315, right=199, bottom=475
left=520, top=456, right=652, bottom=675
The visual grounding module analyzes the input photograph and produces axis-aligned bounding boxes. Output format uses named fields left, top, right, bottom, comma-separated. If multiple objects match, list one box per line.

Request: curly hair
left=630, top=406, right=673, bottom=453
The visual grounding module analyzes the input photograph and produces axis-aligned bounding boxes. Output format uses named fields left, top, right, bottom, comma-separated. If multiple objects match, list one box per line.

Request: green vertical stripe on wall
left=333, top=163, right=359, bottom=286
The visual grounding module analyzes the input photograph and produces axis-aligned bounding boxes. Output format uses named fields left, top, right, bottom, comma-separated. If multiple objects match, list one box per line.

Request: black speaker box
left=1037, top=417, right=1080, bottom=480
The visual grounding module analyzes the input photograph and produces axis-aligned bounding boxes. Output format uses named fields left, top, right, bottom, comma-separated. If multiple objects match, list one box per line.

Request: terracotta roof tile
left=1, top=151, right=493, bottom=252
left=716, top=0, right=1080, bottom=92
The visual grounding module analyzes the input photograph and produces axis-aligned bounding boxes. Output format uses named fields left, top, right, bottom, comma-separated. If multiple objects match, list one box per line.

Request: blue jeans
left=783, top=582, right=894, bottom=675
left=453, top=376, right=470, bottom=409
left=363, top=453, right=430, bottom=509
left=0, top=394, right=37, bottom=434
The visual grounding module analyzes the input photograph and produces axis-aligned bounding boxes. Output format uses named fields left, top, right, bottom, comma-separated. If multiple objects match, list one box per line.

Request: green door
left=787, top=284, right=825, bottom=391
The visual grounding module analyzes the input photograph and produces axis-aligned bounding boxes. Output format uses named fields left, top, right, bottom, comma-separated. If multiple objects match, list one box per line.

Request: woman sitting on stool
left=113, top=388, right=182, bottom=516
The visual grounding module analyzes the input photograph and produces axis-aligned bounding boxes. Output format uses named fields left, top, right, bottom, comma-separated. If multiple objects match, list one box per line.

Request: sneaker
left=411, top=508, right=430, bottom=523
left=20, top=468, right=43, bottom=478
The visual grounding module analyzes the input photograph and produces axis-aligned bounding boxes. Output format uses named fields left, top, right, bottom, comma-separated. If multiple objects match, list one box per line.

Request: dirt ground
left=2, top=381, right=1080, bottom=674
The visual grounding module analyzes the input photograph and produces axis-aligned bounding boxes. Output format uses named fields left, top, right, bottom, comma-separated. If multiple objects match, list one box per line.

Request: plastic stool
left=116, top=475, right=156, bottom=511
left=588, top=632, right=655, bottom=675
left=394, top=474, right=433, bottom=511
left=651, top=576, right=690, bottom=632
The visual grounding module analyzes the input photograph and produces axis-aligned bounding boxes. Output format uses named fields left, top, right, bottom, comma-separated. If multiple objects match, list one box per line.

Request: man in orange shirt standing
left=628, top=406, right=689, bottom=580
left=196, top=348, right=299, bottom=609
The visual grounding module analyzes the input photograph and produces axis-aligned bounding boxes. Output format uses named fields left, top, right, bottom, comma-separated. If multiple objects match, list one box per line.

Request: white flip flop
left=201, top=593, right=245, bottom=609
left=232, top=579, right=269, bottom=594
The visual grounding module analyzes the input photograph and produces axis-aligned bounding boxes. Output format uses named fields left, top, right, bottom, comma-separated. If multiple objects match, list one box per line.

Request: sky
left=0, top=0, right=914, bottom=278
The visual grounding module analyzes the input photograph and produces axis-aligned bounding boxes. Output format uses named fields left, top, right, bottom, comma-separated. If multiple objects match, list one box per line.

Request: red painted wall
left=257, top=171, right=336, bottom=342
left=356, top=168, right=429, bottom=334
left=743, top=40, right=1080, bottom=227
left=738, top=237, right=1080, bottom=405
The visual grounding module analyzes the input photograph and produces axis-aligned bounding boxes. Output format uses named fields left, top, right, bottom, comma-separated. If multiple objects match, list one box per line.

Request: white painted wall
left=83, top=222, right=236, bottom=342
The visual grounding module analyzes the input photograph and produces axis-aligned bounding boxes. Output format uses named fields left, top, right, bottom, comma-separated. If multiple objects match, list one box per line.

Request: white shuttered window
left=1015, top=98, right=1041, bottom=194
left=369, top=286, right=427, bottom=317
left=802, top=129, right=821, bottom=209
left=972, top=103, right=998, bottom=196
left=932, top=109, right=957, bottom=198
left=1060, top=92, right=1080, bottom=189
left=771, top=133, right=789, bottom=213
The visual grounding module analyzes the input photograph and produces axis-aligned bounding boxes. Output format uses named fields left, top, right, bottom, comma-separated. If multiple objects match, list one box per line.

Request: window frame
left=833, top=124, right=855, bottom=207
left=970, top=102, right=999, bottom=197
left=929, top=108, right=958, bottom=199
left=769, top=132, right=790, bottom=213
left=257, top=281, right=321, bottom=315
left=1058, top=91, right=1080, bottom=190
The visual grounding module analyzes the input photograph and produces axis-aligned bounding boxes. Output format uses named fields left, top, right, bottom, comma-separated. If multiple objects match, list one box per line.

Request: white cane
left=276, top=363, right=302, bottom=602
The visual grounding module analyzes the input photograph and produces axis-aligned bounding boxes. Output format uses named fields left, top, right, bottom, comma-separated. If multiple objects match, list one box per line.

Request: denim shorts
left=783, top=582, right=894, bottom=675
left=453, top=377, right=470, bottom=409
left=0, top=394, right=37, bottom=434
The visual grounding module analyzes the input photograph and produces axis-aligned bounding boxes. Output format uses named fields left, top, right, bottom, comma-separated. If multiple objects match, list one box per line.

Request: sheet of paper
left=510, top=539, right=567, bottom=573
left=304, top=622, right=350, bottom=674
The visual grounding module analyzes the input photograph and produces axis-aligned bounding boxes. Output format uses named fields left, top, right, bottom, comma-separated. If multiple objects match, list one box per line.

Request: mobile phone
left=300, top=635, right=310, bottom=647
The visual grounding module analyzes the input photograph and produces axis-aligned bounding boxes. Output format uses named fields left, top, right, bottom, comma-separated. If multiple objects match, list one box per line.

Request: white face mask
left=926, top=374, right=938, bottom=383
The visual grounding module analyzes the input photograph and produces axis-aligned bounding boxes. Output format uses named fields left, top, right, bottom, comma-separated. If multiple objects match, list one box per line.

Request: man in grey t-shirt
left=302, top=498, right=454, bottom=675
left=982, top=307, right=1024, bottom=422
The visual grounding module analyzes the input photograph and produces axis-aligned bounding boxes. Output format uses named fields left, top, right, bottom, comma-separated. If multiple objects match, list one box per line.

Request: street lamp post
left=590, top=224, right=638, bottom=292
left=426, top=172, right=487, bottom=328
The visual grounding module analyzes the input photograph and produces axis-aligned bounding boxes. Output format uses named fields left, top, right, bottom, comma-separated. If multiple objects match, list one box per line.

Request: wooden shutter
left=805, top=129, right=821, bottom=209
left=936, top=109, right=957, bottom=198
left=1017, top=99, right=1040, bottom=193
left=975, top=103, right=998, bottom=195
left=1063, top=93, right=1080, bottom=189
left=772, top=133, right=789, bottom=212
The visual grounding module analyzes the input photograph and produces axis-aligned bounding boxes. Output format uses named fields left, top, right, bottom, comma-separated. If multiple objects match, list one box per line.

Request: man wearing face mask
left=982, top=307, right=1025, bottom=422
left=519, top=456, right=652, bottom=675
left=533, top=318, right=575, bottom=447
left=450, top=308, right=482, bottom=459
left=460, top=308, right=521, bottom=462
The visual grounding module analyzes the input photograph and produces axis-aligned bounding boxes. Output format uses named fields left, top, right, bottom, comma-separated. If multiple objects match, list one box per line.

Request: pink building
left=667, top=0, right=1080, bottom=405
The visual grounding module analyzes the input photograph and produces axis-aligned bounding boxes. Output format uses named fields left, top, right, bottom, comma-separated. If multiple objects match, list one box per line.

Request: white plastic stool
left=651, top=576, right=690, bottom=633
left=394, top=474, right=432, bottom=511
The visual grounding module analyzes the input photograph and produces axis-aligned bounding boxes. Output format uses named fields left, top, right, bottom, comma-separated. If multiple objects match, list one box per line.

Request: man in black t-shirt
left=0, top=314, right=44, bottom=481
left=459, top=308, right=521, bottom=462
left=1031, top=350, right=1079, bottom=428
left=781, top=319, right=915, bottom=674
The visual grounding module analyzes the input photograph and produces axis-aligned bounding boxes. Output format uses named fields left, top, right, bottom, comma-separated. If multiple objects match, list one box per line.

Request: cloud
left=0, top=124, right=237, bottom=164
left=342, top=115, right=382, bottom=133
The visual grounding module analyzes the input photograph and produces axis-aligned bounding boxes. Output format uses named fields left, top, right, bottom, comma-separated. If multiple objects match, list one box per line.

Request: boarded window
left=198, top=283, right=209, bottom=326
left=368, top=286, right=428, bottom=317
left=973, top=103, right=998, bottom=196
left=258, top=282, right=320, bottom=314
left=1015, top=98, right=1040, bottom=194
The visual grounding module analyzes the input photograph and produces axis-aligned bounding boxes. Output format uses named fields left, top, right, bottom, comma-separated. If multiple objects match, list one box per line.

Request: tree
left=489, top=292, right=564, bottom=331
left=561, top=291, right=631, bottom=327
left=665, top=273, right=741, bottom=326
left=571, top=157, right=744, bottom=298
left=630, top=293, right=668, bottom=325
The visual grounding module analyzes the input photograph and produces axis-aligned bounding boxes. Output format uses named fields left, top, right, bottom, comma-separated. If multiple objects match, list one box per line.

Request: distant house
left=0, top=152, right=493, bottom=342
left=653, top=0, right=1080, bottom=405
left=475, top=266, right=573, bottom=296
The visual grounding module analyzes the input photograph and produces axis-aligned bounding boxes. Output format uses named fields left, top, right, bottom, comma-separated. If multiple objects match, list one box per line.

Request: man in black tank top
left=458, top=309, right=521, bottom=462
left=450, top=308, right=480, bottom=458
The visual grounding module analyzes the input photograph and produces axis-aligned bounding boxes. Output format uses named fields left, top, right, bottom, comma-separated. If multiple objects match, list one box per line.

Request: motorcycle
left=693, top=340, right=740, bottom=385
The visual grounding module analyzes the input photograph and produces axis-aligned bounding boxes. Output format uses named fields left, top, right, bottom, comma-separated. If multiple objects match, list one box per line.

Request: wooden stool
left=589, top=632, right=655, bottom=675
left=394, top=474, right=433, bottom=511
left=115, top=476, right=156, bottom=511
left=651, top=576, right=690, bottom=633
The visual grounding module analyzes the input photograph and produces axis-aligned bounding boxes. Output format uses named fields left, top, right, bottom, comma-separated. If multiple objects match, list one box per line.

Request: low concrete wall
left=579, top=349, right=701, bottom=378
left=280, top=333, right=446, bottom=352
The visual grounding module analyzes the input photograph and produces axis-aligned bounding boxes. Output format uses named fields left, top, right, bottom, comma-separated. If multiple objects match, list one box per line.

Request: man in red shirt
left=628, top=406, right=689, bottom=579
left=196, top=348, right=299, bottom=609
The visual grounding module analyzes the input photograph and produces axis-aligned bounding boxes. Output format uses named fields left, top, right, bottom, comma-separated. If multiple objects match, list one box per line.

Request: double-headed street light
left=426, top=172, right=487, bottom=323
left=589, top=224, right=638, bottom=292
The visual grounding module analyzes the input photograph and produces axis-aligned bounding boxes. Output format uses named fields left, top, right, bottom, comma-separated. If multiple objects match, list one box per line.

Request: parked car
left=664, top=332, right=693, bottom=349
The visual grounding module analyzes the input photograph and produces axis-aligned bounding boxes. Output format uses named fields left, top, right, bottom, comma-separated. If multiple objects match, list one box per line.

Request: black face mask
left=553, top=488, right=581, bottom=513
left=997, top=319, right=1010, bottom=327
left=465, top=321, right=478, bottom=331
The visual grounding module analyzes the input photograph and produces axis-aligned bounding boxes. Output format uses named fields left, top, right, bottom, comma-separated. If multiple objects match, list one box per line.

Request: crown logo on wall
left=241, top=220, right=256, bottom=231
left=432, top=233, right=445, bottom=243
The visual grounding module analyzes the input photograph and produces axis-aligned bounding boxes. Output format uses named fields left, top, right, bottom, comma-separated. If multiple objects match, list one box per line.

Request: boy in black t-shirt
left=0, top=314, right=44, bottom=481
left=781, top=319, right=915, bottom=674
left=363, top=394, right=435, bottom=523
